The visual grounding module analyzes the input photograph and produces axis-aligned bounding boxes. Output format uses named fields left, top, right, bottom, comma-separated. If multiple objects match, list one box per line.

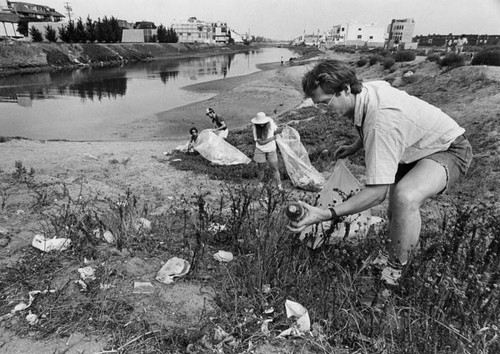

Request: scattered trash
left=156, top=257, right=190, bottom=284
left=75, top=279, right=88, bottom=292
left=11, top=290, right=55, bottom=314
left=99, top=283, right=113, bottom=290
left=171, top=158, right=182, bottom=162
left=103, top=230, right=115, bottom=243
left=403, top=70, right=414, bottom=77
left=208, top=222, right=227, bottom=233
left=262, top=284, right=271, bottom=294
left=213, top=250, right=234, bottom=263
left=26, top=312, right=38, bottom=325
left=263, top=307, right=274, bottom=315
left=32, top=234, right=71, bottom=252
left=16, top=210, right=25, bottom=215
left=0, top=226, right=8, bottom=235
left=261, top=319, right=272, bottom=336
left=133, top=281, right=154, bottom=294
left=78, top=266, right=96, bottom=281
left=277, top=299, right=311, bottom=338
left=134, top=217, right=152, bottom=231
left=83, top=153, right=99, bottom=160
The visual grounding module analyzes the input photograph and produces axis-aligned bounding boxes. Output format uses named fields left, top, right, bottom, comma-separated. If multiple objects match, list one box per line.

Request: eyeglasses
left=315, top=95, right=335, bottom=110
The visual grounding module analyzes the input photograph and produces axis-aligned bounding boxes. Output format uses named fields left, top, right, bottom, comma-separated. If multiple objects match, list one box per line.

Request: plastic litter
left=213, top=250, right=234, bottom=262
left=300, top=159, right=382, bottom=248
left=156, top=257, right=190, bottom=284
left=276, top=126, right=325, bottom=191
left=26, top=312, right=38, bottom=325
left=78, top=266, right=96, bottom=281
left=102, top=230, right=115, bottom=243
left=195, top=129, right=251, bottom=165
left=207, top=222, right=227, bottom=233
left=133, top=281, right=155, bottom=294
left=11, top=290, right=55, bottom=314
left=32, top=234, right=71, bottom=252
left=135, top=217, right=152, bottom=231
left=277, top=299, right=311, bottom=338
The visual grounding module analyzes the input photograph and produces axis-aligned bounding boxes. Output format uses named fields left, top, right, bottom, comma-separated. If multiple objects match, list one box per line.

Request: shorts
left=395, top=135, right=473, bottom=193
left=254, top=148, right=278, bottom=164
left=215, top=129, right=228, bottom=139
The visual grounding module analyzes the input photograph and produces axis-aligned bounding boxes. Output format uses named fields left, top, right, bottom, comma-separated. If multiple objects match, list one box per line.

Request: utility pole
left=63, top=2, right=72, bottom=23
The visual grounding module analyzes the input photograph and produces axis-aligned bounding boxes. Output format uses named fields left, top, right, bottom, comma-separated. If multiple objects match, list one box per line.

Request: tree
left=85, top=16, right=96, bottom=43
left=45, top=25, right=58, bottom=42
left=29, top=26, right=43, bottom=42
left=75, top=17, right=86, bottom=42
left=58, top=24, right=70, bottom=42
left=157, top=24, right=167, bottom=43
left=166, top=28, right=178, bottom=43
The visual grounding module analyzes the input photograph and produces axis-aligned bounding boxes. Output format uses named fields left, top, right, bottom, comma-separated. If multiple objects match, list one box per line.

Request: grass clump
left=356, top=56, right=368, bottom=67
left=440, top=53, right=466, bottom=68
left=427, top=53, right=442, bottom=63
left=471, top=48, right=500, bottom=66
left=394, top=50, right=416, bottom=62
left=382, top=57, right=395, bottom=69
left=369, top=54, right=384, bottom=66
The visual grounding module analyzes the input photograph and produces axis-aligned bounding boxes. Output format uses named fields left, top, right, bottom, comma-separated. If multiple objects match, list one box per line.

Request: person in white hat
left=206, top=108, right=228, bottom=139
left=251, top=112, right=282, bottom=190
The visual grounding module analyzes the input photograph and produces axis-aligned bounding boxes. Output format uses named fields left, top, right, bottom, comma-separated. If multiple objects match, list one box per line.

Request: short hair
left=301, top=60, right=363, bottom=97
left=206, top=107, right=215, bottom=115
left=190, top=127, right=198, bottom=134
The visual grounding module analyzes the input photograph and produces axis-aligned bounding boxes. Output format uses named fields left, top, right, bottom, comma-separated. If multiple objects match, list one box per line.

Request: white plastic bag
left=32, top=234, right=71, bottom=252
left=195, top=129, right=251, bottom=166
left=300, top=159, right=381, bottom=248
left=276, top=126, right=325, bottom=191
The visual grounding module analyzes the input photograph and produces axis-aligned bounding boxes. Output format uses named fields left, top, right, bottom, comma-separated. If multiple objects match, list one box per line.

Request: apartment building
left=387, top=18, right=414, bottom=43
left=171, top=17, right=231, bottom=44
left=8, top=1, right=64, bottom=22
left=330, top=21, right=386, bottom=47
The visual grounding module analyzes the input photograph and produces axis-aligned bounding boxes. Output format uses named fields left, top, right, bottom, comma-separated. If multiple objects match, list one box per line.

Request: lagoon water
left=0, top=47, right=295, bottom=141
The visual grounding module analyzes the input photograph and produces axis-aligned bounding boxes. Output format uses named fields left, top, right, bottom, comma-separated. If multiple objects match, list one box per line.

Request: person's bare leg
left=257, top=162, right=267, bottom=183
left=268, top=160, right=281, bottom=187
left=387, top=159, right=448, bottom=264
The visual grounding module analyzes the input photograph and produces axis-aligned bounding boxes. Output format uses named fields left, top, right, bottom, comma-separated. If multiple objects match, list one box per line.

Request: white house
left=0, top=0, right=22, bottom=38
left=171, top=17, right=232, bottom=44
left=330, top=21, right=386, bottom=47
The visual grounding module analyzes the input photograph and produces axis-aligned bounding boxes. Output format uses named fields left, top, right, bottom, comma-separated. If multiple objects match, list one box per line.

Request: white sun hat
left=251, top=112, right=271, bottom=124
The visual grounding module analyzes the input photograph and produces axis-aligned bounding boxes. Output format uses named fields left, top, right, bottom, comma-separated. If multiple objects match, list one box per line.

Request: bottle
left=286, top=202, right=306, bottom=222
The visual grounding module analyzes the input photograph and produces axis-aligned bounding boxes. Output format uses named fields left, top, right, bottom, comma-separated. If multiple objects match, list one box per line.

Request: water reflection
left=0, top=47, right=296, bottom=140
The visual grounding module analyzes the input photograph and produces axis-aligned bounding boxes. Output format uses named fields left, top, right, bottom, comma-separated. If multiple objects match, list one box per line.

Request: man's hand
left=287, top=201, right=333, bottom=233
left=334, top=138, right=363, bottom=159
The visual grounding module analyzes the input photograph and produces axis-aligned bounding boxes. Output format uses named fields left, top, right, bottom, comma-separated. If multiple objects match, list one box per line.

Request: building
left=329, top=21, right=386, bottom=47
left=171, top=17, right=232, bottom=44
left=8, top=1, right=64, bottom=22
left=387, top=18, right=417, bottom=49
left=0, top=10, right=21, bottom=37
left=416, top=33, right=500, bottom=47
left=122, top=28, right=157, bottom=43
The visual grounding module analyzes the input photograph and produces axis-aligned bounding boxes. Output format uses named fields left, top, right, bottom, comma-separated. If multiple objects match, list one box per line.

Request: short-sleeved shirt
left=354, top=81, right=465, bottom=185
left=252, top=119, right=277, bottom=153
left=212, top=114, right=227, bottom=130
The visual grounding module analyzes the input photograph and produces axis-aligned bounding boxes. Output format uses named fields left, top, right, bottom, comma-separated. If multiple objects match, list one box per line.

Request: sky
left=38, top=0, right=500, bottom=40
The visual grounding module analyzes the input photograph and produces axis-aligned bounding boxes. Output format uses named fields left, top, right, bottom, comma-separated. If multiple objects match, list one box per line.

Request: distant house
left=8, top=1, right=64, bottom=22
left=121, top=20, right=158, bottom=43
left=171, top=17, right=232, bottom=44
left=328, top=21, right=386, bottom=48
left=0, top=10, right=21, bottom=37
left=387, top=18, right=417, bottom=50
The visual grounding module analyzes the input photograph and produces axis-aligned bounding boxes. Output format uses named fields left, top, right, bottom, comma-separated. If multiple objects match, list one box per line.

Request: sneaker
left=381, top=265, right=402, bottom=286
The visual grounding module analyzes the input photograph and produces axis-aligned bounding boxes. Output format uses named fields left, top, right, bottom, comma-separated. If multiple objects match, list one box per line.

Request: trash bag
left=195, top=129, right=251, bottom=165
left=300, top=159, right=382, bottom=248
left=276, top=126, right=325, bottom=191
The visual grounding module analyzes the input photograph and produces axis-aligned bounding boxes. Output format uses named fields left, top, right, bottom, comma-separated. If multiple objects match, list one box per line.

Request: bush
left=471, top=48, right=500, bottom=66
left=383, top=57, right=395, bottom=69
left=394, top=50, right=416, bottom=62
left=29, top=26, right=43, bottom=42
left=44, top=25, right=58, bottom=42
left=356, top=56, right=368, bottom=67
left=369, top=54, right=384, bottom=66
left=440, top=53, right=465, bottom=67
left=426, top=53, right=442, bottom=63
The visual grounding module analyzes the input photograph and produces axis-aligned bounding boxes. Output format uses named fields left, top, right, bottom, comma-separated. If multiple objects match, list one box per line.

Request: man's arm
left=288, top=184, right=389, bottom=232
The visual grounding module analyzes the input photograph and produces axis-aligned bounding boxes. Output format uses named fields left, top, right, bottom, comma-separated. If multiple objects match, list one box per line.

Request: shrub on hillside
left=440, top=53, right=465, bottom=67
left=471, top=48, right=500, bottom=66
left=369, top=54, right=384, bottom=66
left=45, top=25, right=58, bottom=42
left=356, top=56, right=368, bottom=67
left=29, top=26, right=43, bottom=42
left=394, top=50, right=416, bottom=62
left=383, top=57, right=395, bottom=69
left=426, top=53, right=441, bottom=63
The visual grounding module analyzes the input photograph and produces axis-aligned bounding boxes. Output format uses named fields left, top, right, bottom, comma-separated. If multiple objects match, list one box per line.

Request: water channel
left=0, top=47, right=295, bottom=141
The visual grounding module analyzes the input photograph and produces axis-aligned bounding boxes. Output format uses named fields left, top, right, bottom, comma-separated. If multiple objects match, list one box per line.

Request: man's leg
left=387, top=158, right=448, bottom=264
